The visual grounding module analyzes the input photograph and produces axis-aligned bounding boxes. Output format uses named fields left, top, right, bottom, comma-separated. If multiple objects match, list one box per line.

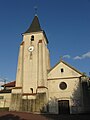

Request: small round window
left=59, top=82, right=67, bottom=90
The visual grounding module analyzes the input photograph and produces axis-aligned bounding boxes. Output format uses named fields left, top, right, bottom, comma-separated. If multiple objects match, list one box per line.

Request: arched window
left=31, top=35, right=34, bottom=41
left=30, top=88, right=33, bottom=93
left=61, top=68, right=64, bottom=73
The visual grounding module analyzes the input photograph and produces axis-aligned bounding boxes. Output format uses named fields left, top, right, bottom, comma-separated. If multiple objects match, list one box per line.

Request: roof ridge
left=49, top=60, right=84, bottom=76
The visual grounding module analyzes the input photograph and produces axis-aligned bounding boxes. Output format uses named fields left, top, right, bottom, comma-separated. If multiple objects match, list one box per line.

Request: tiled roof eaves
left=1, top=81, right=15, bottom=87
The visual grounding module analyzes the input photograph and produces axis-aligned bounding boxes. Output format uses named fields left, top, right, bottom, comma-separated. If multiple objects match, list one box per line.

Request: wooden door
left=58, top=100, right=70, bottom=114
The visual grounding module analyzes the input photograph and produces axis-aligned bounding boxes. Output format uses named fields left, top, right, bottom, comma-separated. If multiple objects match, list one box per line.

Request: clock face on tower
left=28, top=46, right=34, bottom=52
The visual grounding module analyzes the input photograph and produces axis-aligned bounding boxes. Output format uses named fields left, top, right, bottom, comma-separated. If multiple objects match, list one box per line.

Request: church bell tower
left=10, top=15, right=50, bottom=112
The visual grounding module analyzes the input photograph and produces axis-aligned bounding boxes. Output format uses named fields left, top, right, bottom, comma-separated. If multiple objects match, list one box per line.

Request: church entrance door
left=58, top=100, right=70, bottom=114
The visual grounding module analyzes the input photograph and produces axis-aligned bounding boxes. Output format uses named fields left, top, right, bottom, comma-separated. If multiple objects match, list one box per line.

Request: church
left=0, top=15, right=90, bottom=114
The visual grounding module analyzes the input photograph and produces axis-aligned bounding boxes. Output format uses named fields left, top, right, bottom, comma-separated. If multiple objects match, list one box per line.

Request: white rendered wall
left=0, top=93, right=11, bottom=108
left=47, top=61, right=83, bottom=114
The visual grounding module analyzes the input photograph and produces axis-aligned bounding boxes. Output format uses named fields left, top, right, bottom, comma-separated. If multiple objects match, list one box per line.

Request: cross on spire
left=34, top=6, right=38, bottom=15
left=60, top=56, right=63, bottom=61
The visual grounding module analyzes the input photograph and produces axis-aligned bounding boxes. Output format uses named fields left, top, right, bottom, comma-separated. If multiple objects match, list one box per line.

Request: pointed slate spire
left=24, top=15, right=42, bottom=33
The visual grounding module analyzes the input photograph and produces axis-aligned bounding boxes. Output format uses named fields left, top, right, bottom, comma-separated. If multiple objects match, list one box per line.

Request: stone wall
left=22, top=93, right=47, bottom=113
left=10, top=93, right=47, bottom=113
left=22, top=99, right=35, bottom=112
left=9, top=94, right=22, bottom=111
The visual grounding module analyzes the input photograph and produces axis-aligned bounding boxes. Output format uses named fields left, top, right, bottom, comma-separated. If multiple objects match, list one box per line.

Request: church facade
left=0, top=15, right=90, bottom=114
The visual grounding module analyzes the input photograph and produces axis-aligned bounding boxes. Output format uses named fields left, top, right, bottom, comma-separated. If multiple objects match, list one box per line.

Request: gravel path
left=0, top=111, right=90, bottom=120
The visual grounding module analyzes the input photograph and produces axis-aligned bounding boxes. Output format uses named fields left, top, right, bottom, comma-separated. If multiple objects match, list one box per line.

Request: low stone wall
left=22, top=93, right=47, bottom=112
left=9, top=94, right=22, bottom=111
left=10, top=93, right=47, bottom=113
